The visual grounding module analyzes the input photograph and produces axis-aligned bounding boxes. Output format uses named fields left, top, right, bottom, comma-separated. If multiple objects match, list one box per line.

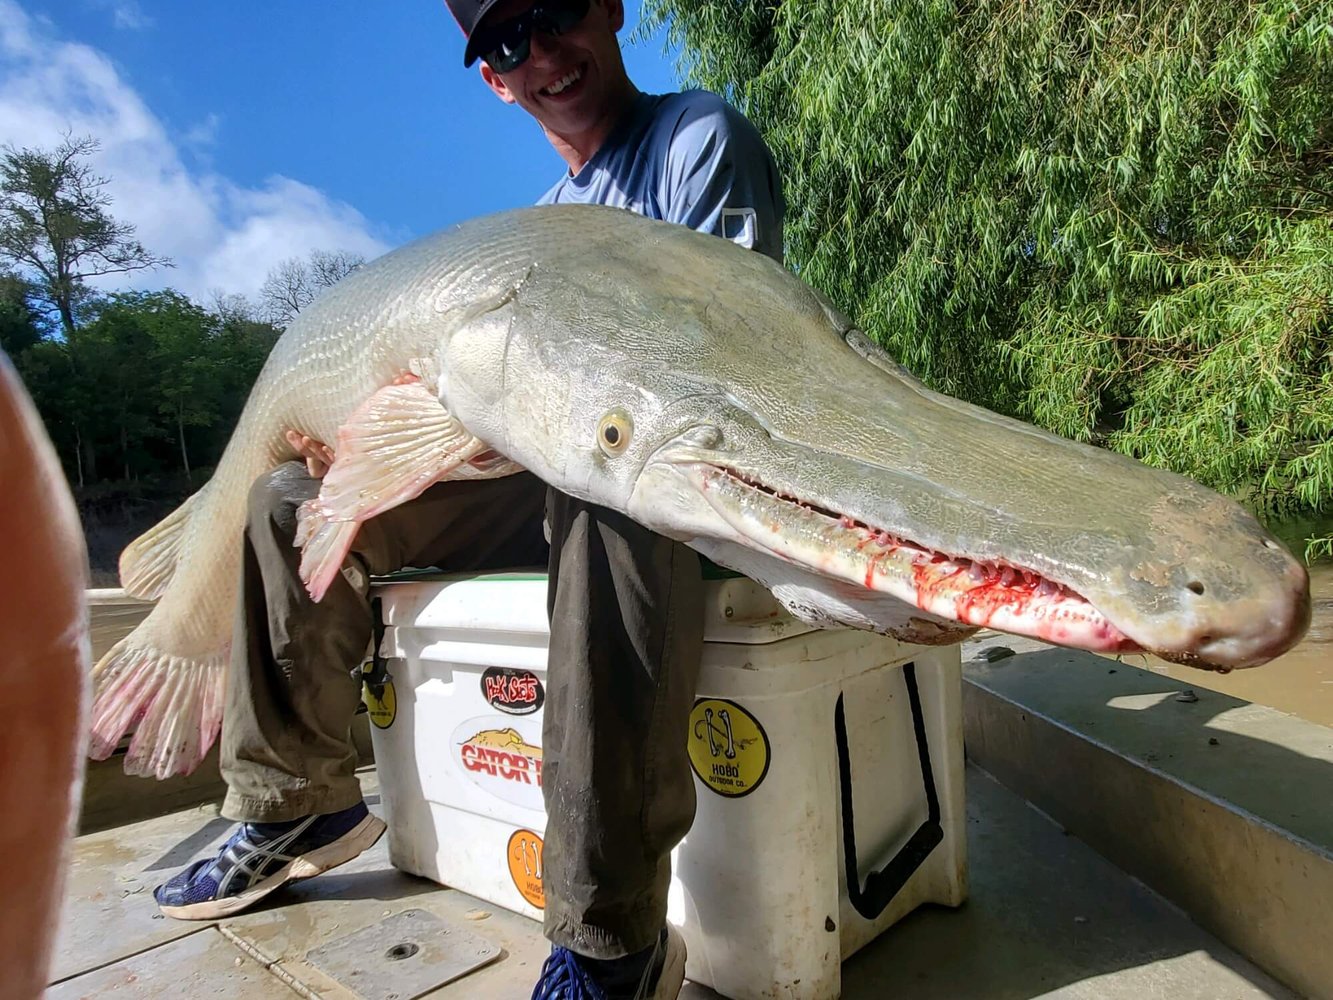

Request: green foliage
left=8, top=284, right=280, bottom=576
left=0, top=270, right=42, bottom=354
left=11, top=289, right=280, bottom=485
left=641, top=0, right=1333, bottom=556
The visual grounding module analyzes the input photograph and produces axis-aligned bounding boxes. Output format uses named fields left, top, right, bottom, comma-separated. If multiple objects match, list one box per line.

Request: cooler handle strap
left=362, top=596, right=392, bottom=701
left=835, top=661, right=943, bottom=921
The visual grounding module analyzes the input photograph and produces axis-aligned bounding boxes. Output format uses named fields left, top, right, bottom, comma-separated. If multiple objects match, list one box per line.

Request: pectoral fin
left=296, top=379, right=496, bottom=601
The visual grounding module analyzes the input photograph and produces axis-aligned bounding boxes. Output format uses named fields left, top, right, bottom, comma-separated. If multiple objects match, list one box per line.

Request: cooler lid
left=371, top=567, right=817, bottom=645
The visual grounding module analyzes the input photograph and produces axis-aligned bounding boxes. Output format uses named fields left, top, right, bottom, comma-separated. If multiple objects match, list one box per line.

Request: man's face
left=477, top=0, right=628, bottom=140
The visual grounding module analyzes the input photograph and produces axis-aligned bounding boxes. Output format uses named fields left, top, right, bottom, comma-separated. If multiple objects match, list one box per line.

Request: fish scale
left=91, top=204, right=1310, bottom=779
left=91, top=217, right=545, bottom=777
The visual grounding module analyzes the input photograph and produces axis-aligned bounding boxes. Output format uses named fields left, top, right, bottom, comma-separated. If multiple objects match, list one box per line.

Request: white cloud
left=181, top=111, right=219, bottom=150
left=0, top=0, right=391, bottom=304
left=86, top=0, right=152, bottom=32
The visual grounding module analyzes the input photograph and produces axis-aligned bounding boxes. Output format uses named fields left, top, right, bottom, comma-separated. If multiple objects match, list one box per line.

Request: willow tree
left=642, top=0, right=1333, bottom=554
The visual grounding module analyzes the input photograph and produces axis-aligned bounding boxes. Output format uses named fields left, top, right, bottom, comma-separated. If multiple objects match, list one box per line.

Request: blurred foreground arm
left=0, top=353, right=89, bottom=1000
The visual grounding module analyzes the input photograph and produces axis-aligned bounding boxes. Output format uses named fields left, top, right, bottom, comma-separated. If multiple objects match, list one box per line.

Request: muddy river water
left=1111, top=561, right=1333, bottom=727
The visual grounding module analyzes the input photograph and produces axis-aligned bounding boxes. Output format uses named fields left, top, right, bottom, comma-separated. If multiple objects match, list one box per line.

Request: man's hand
left=284, top=376, right=417, bottom=478
left=285, top=430, right=335, bottom=478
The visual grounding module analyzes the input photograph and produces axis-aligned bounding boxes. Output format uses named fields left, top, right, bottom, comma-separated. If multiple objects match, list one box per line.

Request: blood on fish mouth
left=696, top=463, right=1142, bottom=653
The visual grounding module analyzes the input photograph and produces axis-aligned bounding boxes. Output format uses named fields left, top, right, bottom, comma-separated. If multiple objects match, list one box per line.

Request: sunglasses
left=480, top=0, right=592, bottom=73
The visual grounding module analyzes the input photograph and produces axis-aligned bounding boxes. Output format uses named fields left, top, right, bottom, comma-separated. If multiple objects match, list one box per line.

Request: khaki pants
left=220, top=463, right=704, bottom=958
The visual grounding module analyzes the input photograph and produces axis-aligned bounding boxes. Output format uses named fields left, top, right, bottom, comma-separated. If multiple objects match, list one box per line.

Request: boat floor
left=50, top=763, right=1295, bottom=999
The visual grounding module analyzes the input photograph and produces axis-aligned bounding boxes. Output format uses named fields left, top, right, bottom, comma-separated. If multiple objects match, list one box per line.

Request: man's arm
left=658, top=93, right=786, bottom=262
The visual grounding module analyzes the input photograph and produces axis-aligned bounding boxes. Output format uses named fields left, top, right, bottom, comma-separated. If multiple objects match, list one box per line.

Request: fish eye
left=597, top=410, right=633, bottom=457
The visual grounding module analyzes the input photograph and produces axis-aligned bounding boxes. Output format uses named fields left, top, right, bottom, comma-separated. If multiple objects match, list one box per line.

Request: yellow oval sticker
left=362, top=671, right=397, bottom=730
left=688, top=698, right=770, bottom=798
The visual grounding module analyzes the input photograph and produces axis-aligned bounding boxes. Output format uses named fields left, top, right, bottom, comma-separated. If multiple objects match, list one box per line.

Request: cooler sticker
left=481, top=666, right=545, bottom=716
left=507, top=829, right=545, bottom=909
left=452, top=716, right=545, bottom=812
left=361, top=667, right=396, bottom=730
left=687, top=698, right=770, bottom=798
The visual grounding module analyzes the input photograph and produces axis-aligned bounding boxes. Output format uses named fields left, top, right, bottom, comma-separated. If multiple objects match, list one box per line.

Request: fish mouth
left=687, top=461, right=1149, bottom=658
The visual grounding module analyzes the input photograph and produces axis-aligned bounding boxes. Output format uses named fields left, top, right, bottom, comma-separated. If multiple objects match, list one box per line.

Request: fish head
left=461, top=207, right=1311, bottom=670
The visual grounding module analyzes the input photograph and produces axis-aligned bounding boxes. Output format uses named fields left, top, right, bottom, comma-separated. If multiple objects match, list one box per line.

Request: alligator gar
left=90, top=204, right=1311, bottom=778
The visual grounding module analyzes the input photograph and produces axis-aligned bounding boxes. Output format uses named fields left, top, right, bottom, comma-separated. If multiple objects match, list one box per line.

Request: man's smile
left=540, top=64, right=585, bottom=98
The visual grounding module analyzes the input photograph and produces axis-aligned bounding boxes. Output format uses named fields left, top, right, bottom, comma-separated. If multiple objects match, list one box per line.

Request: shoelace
left=531, top=948, right=608, bottom=999
left=530, top=933, right=664, bottom=1000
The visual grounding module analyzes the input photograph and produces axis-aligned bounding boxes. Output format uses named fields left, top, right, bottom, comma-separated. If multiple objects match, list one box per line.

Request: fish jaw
left=684, top=462, right=1141, bottom=653
left=690, top=536, right=982, bottom=646
left=642, top=459, right=1306, bottom=671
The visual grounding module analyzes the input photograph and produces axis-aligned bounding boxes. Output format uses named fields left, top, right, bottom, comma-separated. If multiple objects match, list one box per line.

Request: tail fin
left=89, top=631, right=227, bottom=778
left=118, top=491, right=203, bottom=601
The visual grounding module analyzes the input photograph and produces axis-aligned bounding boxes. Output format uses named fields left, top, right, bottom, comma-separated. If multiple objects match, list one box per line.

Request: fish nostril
left=693, top=426, right=723, bottom=448
left=1262, top=538, right=1280, bottom=550
left=1187, top=580, right=1206, bottom=596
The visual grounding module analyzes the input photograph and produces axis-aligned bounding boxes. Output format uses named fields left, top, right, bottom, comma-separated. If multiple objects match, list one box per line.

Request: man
left=153, top=1, right=783, bottom=997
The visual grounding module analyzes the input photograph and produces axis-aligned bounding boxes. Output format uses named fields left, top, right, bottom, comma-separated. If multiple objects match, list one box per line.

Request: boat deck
left=50, top=763, right=1294, bottom=999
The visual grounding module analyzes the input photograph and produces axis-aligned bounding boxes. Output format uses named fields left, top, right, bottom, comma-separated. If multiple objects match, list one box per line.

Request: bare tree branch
left=207, top=288, right=258, bottom=324
left=259, top=248, right=365, bottom=327
left=258, top=258, right=312, bottom=327
left=0, top=134, right=172, bottom=339
left=308, top=249, right=364, bottom=289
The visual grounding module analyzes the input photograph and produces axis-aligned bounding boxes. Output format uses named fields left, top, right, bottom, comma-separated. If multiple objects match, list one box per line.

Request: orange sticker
left=507, top=829, right=545, bottom=910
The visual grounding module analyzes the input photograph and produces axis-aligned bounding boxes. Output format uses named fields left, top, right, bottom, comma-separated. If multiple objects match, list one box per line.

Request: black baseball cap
left=445, top=0, right=507, bottom=67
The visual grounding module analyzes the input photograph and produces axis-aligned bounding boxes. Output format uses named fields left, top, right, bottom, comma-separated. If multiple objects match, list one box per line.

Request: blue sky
left=0, top=0, right=682, bottom=302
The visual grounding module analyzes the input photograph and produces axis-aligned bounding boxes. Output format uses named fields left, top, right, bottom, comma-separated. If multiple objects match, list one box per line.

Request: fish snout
left=1151, top=550, right=1312, bottom=671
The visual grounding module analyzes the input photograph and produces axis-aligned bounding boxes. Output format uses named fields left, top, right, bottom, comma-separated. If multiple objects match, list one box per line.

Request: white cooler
left=365, top=569, right=967, bottom=1000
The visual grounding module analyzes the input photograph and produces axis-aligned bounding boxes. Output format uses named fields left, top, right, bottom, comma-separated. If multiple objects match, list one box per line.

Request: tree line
left=0, top=136, right=361, bottom=490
